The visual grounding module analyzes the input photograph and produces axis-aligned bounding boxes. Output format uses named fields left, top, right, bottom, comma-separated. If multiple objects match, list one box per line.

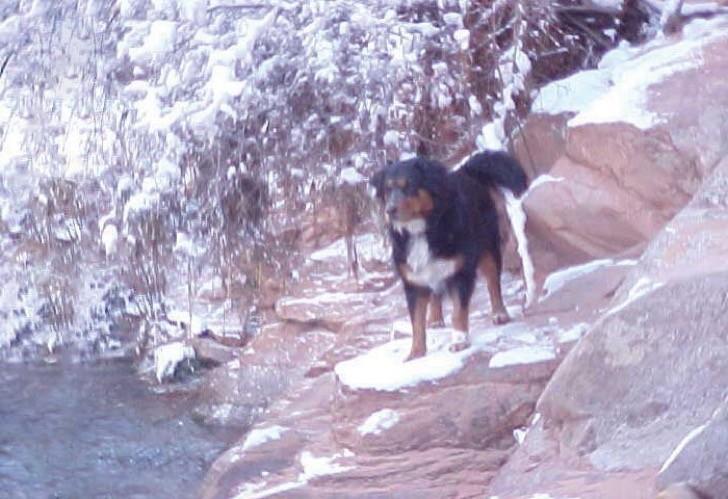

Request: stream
left=0, top=359, right=239, bottom=498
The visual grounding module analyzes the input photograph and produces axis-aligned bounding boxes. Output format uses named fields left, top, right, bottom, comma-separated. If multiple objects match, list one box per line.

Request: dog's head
left=370, top=158, right=444, bottom=229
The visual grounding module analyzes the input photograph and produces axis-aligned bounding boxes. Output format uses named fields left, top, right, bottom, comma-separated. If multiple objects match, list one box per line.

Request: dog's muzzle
left=385, top=190, right=404, bottom=220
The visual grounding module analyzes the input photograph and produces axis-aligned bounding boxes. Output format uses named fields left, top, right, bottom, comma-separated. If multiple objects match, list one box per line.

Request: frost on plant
left=0, top=0, right=633, bottom=358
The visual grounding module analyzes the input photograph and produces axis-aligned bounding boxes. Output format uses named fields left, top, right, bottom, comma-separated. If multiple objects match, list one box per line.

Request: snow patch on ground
left=556, top=322, right=590, bottom=344
left=308, top=234, right=389, bottom=264
left=357, top=409, right=400, bottom=436
left=335, top=328, right=474, bottom=391
left=489, top=345, right=556, bottom=369
left=242, top=425, right=288, bottom=451
left=336, top=321, right=538, bottom=392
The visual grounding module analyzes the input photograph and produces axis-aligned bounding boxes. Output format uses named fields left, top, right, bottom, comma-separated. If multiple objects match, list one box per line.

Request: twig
left=207, top=3, right=269, bottom=14
left=0, top=51, right=13, bottom=81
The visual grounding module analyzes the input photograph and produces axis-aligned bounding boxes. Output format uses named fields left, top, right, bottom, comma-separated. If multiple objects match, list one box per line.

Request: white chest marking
left=404, top=234, right=457, bottom=290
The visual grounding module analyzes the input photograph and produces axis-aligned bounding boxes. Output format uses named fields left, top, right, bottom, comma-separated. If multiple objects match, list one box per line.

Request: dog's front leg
left=404, top=284, right=430, bottom=361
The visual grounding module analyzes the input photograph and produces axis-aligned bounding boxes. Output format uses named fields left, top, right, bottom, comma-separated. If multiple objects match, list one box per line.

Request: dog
left=371, top=151, right=528, bottom=360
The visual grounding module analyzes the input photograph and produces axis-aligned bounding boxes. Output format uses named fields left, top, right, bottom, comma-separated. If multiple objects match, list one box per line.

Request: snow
left=300, top=450, right=354, bottom=479
left=659, top=423, right=708, bottom=473
left=590, top=0, right=623, bottom=8
left=489, top=345, right=556, bottom=369
left=153, top=341, right=195, bottom=382
left=166, top=309, right=207, bottom=336
left=101, top=224, right=119, bottom=257
left=336, top=321, right=537, bottom=392
left=357, top=409, right=400, bottom=436
left=556, top=322, right=590, bottom=344
left=234, top=450, right=353, bottom=499
left=478, top=121, right=506, bottom=151
left=242, top=425, right=288, bottom=451
left=174, top=232, right=205, bottom=259
left=533, top=68, right=612, bottom=116
left=534, top=17, right=728, bottom=129
left=383, top=130, right=400, bottom=147
left=607, top=277, right=664, bottom=316
left=335, top=328, right=473, bottom=391
left=308, top=234, right=389, bottom=264
left=542, top=259, right=637, bottom=299
left=339, top=167, right=365, bottom=186
left=127, top=20, right=178, bottom=65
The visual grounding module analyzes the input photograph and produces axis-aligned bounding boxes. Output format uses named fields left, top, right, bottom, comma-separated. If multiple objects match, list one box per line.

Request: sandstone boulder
left=489, top=153, right=728, bottom=497
left=519, top=18, right=728, bottom=277
left=657, top=398, right=728, bottom=498
left=537, top=272, right=728, bottom=471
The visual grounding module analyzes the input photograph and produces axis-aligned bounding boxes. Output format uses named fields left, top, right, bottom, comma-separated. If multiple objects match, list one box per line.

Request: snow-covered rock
left=154, top=341, right=195, bottom=382
left=520, top=16, right=728, bottom=279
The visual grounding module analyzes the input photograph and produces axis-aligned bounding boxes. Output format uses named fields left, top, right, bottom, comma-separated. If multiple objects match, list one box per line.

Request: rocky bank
left=191, top=14, right=728, bottom=499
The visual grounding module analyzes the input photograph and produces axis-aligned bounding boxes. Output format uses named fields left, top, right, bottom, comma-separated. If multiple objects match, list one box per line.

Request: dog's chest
left=404, top=234, right=457, bottom=290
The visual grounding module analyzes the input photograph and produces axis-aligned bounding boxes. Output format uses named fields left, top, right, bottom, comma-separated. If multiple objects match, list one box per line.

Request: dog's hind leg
left=428, top=293, right=445, bottom=327
left=448, top=274, right=475, bottom=352
left=404, top=284, right=430, bottom=361
left=480, top=250, right=510, bottom=325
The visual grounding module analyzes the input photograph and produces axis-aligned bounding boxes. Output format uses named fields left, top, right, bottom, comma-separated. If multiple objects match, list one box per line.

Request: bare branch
left=661, top=0, right=685, bottom=33
left=207, top=3, right=269, bottom=15
left=0, top=51, right=13, bottom=81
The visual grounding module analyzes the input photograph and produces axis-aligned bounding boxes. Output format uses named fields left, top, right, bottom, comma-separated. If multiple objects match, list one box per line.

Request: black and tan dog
left=371, top=151, right=528, bottom=360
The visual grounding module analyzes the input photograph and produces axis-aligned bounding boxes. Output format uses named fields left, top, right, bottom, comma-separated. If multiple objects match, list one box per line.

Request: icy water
left=0, top=360, right=239, bottom=498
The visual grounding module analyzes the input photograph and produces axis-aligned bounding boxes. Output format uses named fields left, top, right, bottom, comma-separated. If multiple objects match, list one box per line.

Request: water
left=0, top=360, right=239, bottom=498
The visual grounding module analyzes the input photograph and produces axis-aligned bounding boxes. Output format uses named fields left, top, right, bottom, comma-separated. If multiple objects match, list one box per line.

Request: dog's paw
left=404, top=348, right=426, bottom=362
left=448, top=340, right=470, bottom=353
left=492, top=311, right=510, bottom=325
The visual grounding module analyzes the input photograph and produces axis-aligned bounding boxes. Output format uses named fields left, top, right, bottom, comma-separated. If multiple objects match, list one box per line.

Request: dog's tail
left=460, top=150, right=528, bottom=196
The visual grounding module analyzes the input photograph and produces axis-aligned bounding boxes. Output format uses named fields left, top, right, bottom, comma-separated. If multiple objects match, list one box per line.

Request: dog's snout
left=385, top=192, right=401, bottom=217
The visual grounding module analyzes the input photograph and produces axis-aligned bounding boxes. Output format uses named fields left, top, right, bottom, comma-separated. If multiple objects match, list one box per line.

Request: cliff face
left=197, top=16, right=728, bottom=499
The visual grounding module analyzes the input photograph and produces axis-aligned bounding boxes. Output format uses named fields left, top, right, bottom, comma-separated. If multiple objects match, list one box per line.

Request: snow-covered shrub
left=0, top=0, right=644, bottom=358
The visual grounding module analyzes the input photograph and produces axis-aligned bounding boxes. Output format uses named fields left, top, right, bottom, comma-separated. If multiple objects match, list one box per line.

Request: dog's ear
left=369, top=166, right=386, bottom=200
